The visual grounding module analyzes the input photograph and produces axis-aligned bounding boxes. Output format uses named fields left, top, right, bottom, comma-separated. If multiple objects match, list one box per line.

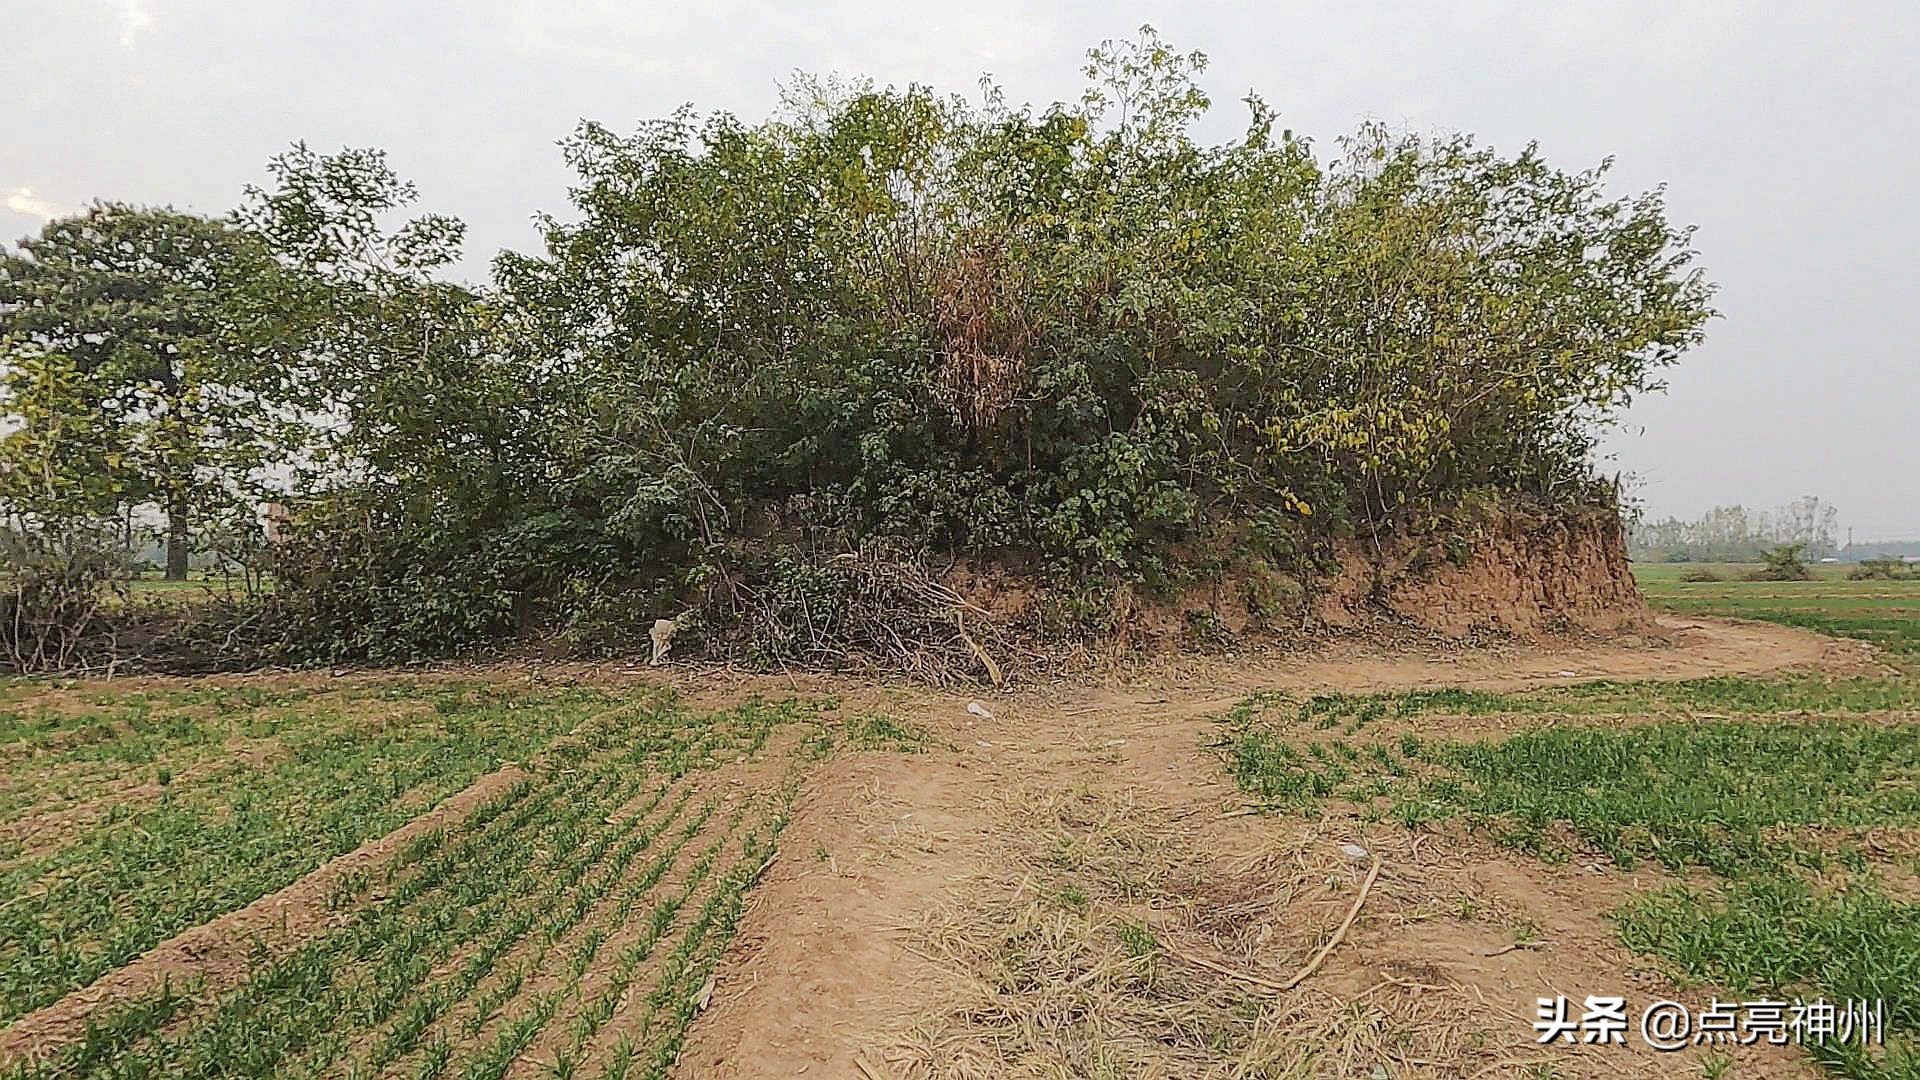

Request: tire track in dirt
left=677, top=617, right=1840, bottom=1079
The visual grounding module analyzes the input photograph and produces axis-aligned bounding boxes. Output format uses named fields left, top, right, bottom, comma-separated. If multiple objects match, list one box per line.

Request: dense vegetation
left=0, top=31, right=1714, bottom=670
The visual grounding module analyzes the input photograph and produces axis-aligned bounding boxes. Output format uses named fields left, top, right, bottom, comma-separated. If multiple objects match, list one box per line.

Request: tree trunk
left=165, top=497, right=189, bottom=581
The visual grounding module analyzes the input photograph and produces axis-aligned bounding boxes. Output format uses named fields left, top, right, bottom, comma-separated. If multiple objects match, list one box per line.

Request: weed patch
left=844, top=711, right=930, bottom=753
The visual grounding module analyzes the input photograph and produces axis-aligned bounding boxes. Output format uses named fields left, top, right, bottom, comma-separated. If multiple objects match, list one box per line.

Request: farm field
left=1634, top=561, right=1920, bottom=655
left=0, top=674, right=878, bottom=1078
left=0, top=593, right=1914, bottom=1079
left=1632, top=563, right=1874, bottom=583
left=122, top=572, right=273, bottom=601
left=1217, top=676, right=1920, bottom=1079
left=3, top=9, right=1906, bottom=1079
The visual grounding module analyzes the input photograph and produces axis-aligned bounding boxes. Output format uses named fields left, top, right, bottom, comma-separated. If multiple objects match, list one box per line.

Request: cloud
left=497, top=0, right=1061, bottom=100
left=3, top=188, right=66, bottom=222
left=102, top=0, right=154, bottom=47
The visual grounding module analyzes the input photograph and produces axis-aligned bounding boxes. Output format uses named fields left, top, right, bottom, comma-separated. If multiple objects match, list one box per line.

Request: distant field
left=124, top=573, right=272, bottom=599
left=1633, top=561, right=1920, bottom=655
left=0, top=574, right=253, bottom=600
left=1630, top=561, right=1872, bottom=583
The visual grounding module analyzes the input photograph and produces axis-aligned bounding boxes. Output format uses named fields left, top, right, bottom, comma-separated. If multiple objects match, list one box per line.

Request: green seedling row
left=0, top=687, right=827, bottom=1080
left=0, top=689, right=646, bottom=1022
left=1218, top=630, right=1920, bottom=1080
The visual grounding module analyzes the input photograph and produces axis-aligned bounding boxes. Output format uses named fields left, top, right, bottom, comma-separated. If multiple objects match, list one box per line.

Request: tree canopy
left=0, top=205, right=308, bottom=578
left=0, top=29, right=1717, bottom=668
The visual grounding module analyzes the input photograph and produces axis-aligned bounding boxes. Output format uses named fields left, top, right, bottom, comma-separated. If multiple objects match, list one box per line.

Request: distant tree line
left=0, top=30, right=1716, bottom=671
left=1848, top=541, right=1920, bottom=561
left=1629, top=497, right=1840, bottom=562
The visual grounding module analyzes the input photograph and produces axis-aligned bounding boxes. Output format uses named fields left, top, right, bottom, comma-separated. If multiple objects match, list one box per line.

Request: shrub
left=1746, top=545, right=1813, bottom=582
left=0, top=527, right=130, bottom=673
left=1848, top=558, right=1910, bottom=581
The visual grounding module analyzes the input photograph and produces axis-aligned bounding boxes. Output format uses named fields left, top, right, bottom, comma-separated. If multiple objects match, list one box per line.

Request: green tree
left=0, top=205, right=306, bottom=578
left=109, top=29, right=1717, bottom=666
left=1753, top=543, right=1812, bottom=581
left=482, top=27, right=1712, bottom=581
left=235, top=144, right=490, bottom=499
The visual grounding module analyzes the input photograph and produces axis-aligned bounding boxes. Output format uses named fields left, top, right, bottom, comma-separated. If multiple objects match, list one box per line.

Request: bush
left=262, top=501, right=673, bottom=665
left=1848, top=558, right=1911, bottom=581
left=1679, top=568, right=1723, bottom=583
left=0, top=528, right=130, bottom=673
left=1746, top=545, right=1812, bottom=582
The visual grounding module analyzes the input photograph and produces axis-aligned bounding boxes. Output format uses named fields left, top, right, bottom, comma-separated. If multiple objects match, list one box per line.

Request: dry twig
left=1172, top=852, right=1382, bottom=993
left=1277, top=852, right=1382, bottom=990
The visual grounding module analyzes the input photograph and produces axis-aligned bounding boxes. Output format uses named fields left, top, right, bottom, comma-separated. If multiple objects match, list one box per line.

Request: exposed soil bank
left=1317, top=508, right=1645, bottom=635
left=945, top=510, right=1647, bottom=670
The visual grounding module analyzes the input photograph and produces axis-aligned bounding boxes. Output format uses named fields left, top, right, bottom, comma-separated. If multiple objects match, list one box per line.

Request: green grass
left=0, top=681, right=643, bottom=1023
left=1630, top=562, right=1878, bottom=583
left=103, top=572, right=278, bottom=607
left=126, top=574, right=233, bottom=594
left=0, top=676, right=836, bottom=1080
left=1224, top=700, right=1920, bottom=872
left=1264, top=676, right=1920, bottom=732
left=843, top=710, right=930, bottom=753
left=1631, top=534, right=1920, bottom=1029
left=1218, top=655, right=1920, bottom=1077
left=1634, top=562, right=1920, bottom=656
left=1619, top=877, right=1920, bottom=1078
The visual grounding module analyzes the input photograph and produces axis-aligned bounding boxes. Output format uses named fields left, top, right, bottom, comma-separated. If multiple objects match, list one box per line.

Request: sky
left=4, top=1, right=1917, bottom=538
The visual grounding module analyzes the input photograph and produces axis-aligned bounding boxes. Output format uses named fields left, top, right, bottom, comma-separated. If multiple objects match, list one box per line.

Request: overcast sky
left=5, top=1, right=1917, bottom=538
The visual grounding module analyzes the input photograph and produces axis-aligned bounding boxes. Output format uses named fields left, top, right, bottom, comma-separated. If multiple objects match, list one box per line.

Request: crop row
left=4, top=694, right=823, bottom=1080
left=0, top=687, right=649, bottom=1023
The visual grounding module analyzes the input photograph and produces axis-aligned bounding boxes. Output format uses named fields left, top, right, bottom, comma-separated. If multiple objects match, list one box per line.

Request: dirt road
left=678, top=616, right=1841, bottom=1079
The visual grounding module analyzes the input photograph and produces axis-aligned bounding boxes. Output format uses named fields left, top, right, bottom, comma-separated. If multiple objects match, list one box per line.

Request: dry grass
left=880, top=782, right=1562, bottom=1079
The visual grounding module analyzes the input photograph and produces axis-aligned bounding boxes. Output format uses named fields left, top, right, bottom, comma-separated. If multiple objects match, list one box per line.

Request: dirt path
left=677, top=617, right=1840, bottom=1079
